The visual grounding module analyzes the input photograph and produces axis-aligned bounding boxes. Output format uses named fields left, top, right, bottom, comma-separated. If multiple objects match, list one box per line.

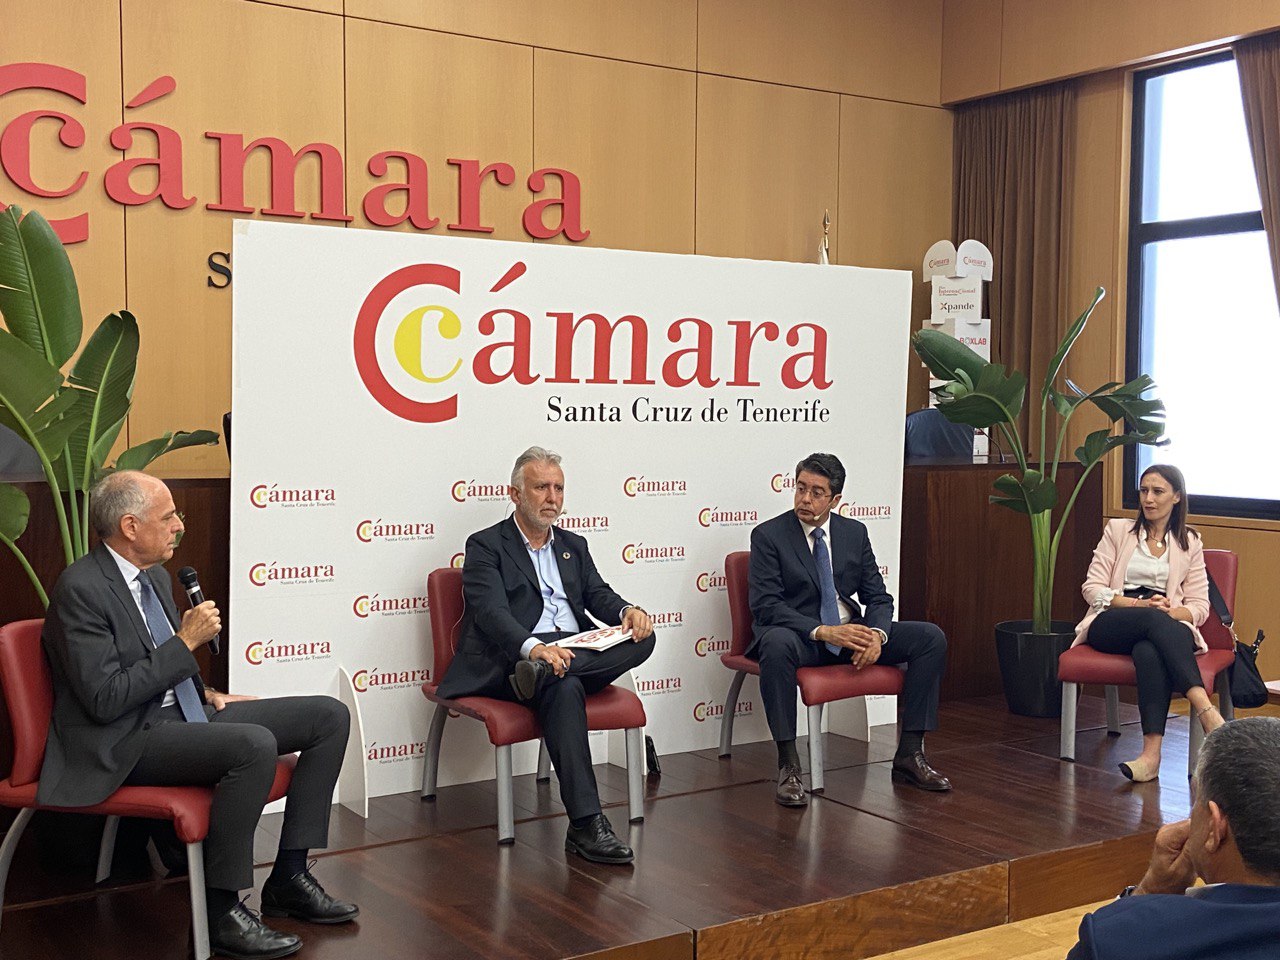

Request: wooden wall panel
left=252, top=0, right=343, bottom=14
left=346, top=0, right=698, bottom=70
left=1188, top=521, right=1280, bottom=682
left=119, top=0, right=345, bottom=478
left=533, top=51, right=694, bottom=254
left=939, top=0, right=1002, bottom=104
left=345, top=19, right=532, bottom=243
left=698, top=0, right=945, bottom=107
left=838, top=97, right=953, bottom=410
left=0, top=0, right=126, bottom=374
left=695, top=75, right=838, bottom=263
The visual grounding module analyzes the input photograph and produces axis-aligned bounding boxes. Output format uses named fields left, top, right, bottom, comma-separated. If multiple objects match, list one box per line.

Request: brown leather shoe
left=775, top=763, right=808, bottom=806
left=891, top=751, right=952, bottom=792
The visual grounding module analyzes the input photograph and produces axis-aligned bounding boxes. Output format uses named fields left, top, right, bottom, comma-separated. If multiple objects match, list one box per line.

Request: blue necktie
left=811, top=528, right=842, bottom=656
left=137, top=574, right=208, bottom=723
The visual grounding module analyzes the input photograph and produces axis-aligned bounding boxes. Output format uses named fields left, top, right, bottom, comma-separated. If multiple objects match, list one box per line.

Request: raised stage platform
left=2, top=696, right=1199, bottom=960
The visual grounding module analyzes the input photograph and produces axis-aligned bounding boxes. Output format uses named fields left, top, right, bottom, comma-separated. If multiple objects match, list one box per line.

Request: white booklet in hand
left=556, top=625, right=632, bottom=651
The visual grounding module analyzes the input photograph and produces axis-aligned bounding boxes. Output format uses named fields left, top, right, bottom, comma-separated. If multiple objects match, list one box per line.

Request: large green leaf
left=0, top=483, right=31, bottom=541
left=1041, top=287, right=1104, bottom=403
left=1074, top=429, right=1145, bottom=471
left=64, top=311, right=139, bottom=490
left=113, top=429, right=220, bottom=472
left=990, top=469, right=1058, bottom=515
left=0, top=328, right=65, bottom=459
left=912, top=328, right=989, bottom=383
left=1088, top=375, right=1166, bottom=439
left=0, top=206, right=82, bottom=368
left=934, top=363, right=1027, bottom=429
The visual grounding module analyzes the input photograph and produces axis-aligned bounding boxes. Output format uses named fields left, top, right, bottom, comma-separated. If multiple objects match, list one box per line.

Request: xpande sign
left=354, top=261, right=834, bottom=424
left=0, top=62, right=589, bottom=249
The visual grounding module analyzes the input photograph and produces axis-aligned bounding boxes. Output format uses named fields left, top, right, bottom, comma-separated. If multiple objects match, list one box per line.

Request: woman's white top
left=1092, top=537, right=1170, bottom=610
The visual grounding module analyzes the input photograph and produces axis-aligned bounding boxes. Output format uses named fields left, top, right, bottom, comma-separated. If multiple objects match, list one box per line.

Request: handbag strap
left=1206, top=570, right=1235, bottom=628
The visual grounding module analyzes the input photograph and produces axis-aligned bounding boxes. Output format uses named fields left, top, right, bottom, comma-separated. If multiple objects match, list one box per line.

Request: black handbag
left=1207, top=571, right=1269, bottom=709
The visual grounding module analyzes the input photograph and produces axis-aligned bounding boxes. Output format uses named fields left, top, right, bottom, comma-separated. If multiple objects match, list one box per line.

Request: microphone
left=177, top=566, right=220, bottom=655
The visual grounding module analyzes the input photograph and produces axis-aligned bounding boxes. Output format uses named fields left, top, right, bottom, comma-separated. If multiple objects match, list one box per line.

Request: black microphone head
left=177, top=566, right=200, bottom=588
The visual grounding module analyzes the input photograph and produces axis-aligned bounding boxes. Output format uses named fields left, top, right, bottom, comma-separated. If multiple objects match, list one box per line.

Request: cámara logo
left=557, top=513, right=610, bottom=534
left=697, top=506, right=759, bottom=528
left=353, top=261, right=832, bottom=423
left=622, top=476, right=688, bottom=498
left=695, top=570, right=727, bottom=593
left=649, top=610, right=684, bottom=627
left=248, top=561, right=335, bottom=587
left=770, top=473, right=796, bottom=493
left=621, top=542, right=686, bottom=565
left=836, top=501, right=893, bottom=520
left=244, top=638, right=332, bottom=665
left=693, top=699, right=753, bottom=722
left=450, top=553, right=465, bottom=568
left=694, top=635, right=730, bottom=657
left=365, top=740, right=428, bottom=764
left=249, top=483, right=336, bottom=510
left=636, top=676, right=682, bottom=696
left=355, top=518, right=436, bottom=543
left=352, top=666, right=431, bottom=692
left=450, top=479, right=509, bottom=503
left=353, top=593, right=430, bottom=619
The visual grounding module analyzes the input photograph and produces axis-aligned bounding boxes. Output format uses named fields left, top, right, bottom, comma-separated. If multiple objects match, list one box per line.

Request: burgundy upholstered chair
left=718, top=551, right=905, bottom=792
left=418, top=567, right=646, bottom=843
left=0, top=619, right=296, bottom=960
left=1058, top=548, right=1238, bottom=776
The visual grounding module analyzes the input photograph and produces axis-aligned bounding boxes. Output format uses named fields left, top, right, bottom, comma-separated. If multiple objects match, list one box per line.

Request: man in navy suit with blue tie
left=748, top=452, right=950, bottom=806
left=1066, top=717, right=1280, bottom=959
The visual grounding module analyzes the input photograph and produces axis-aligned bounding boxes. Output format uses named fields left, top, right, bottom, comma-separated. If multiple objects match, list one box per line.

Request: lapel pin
left=563, top=551, right=571, bottom=560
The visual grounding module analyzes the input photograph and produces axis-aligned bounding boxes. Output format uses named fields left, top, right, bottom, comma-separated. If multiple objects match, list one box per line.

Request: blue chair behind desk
left=904, top=408, right=974, bottom=460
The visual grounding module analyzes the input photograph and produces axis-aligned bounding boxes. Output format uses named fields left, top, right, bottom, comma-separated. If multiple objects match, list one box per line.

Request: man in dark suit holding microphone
left=39, top=470, right=357, bottom=960
left=436, top=446, right=655, bottom=864
left=749, top=452, right=950, bottom=806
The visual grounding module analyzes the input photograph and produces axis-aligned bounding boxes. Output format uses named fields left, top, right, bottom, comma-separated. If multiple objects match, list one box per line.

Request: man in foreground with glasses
left=39, top=470, right=358, bottom=960
left=748, top=452, right=951, bottom=806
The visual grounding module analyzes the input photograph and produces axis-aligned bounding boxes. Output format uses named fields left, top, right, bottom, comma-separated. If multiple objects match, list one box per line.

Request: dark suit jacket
left=37, top=543, right=205, bottom=807
left=747, top=509, right=894, bottom=656
left=436, top=517, right=630, bottom=699
left=1066, top=884, right=1280, bottom=960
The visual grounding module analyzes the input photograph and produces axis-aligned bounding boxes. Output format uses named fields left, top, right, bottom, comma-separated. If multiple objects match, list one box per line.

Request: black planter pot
left=994, top=620, right=1076, bottom=717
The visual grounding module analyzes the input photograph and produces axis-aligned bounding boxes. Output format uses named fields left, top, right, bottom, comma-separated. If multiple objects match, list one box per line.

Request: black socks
left=268, top=847, right=307, bottom=884
left=777, top=739, right=800, bottom=769
left=896, top=730, right=924, bottom=759
left=206, top=886, right=239, bottom=920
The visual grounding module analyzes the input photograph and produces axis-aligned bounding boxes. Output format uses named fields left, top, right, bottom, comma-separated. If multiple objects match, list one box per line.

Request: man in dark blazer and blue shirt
left=436, top=446, right=655, bottom=864
left=40, top=470, right=357, bottom=960
left=1066, top=717, right=1280, bottom=960
left=749, top=452, right=950, bottom=806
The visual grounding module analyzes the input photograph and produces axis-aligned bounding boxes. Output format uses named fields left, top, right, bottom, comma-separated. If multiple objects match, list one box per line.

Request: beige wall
left=943, top=0, right=1280, bottom=103
left=1, top=0, right=951, bottom=477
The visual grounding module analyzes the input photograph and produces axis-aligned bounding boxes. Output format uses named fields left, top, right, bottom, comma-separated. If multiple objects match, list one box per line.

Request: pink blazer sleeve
left=1081, top=519, right=1124, bottom=608
left=1177, top=534, right=1210, bottom=628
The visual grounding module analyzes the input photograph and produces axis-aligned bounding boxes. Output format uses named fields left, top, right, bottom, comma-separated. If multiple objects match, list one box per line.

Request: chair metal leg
left=0, top=807, right=34, bottom=929
left=1105, top=685, right=1121, bottom=735
left=95, top=814, right=121, bottom=883
left=807, top=703, right=824, bottom=793
left=625, top=726, right=644, bottom=823
left=495, top=745, right=515, bottom=844
left=187, top=841, right=210, bottom=960
left=1060, top=681, right=1078, bottom=760
left=717, top=671, right=747, bottom=757
left=421, top=703, right=447, bottom=799
left=536, top=739, right=551, bottom=782
left=1189, top=711, right=1205, bottom=779
left=1216, top=672, right=1235, bottom=721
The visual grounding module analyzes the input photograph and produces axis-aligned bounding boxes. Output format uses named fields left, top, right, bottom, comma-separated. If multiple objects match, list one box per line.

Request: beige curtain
left=952, top=83, right=1075, bottom=444
left=1236, top=31, right=1280, bottom=312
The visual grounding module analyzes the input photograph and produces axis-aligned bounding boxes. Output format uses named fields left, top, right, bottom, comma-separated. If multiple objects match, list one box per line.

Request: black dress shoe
left=775, top=763, right=808, bottom=807
left=891, top=751, right=952, bottom=792
left=261, top=870, right=360, bottom=924
left=565, top=814, right=634, bottom=864
left=510, top=658, right=554, bottom=701
left=209, top=903, right=301, bottom=960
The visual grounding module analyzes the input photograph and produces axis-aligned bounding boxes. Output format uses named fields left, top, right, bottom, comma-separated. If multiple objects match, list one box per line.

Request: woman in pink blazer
left=1074, top=464, right=1224, bottom=782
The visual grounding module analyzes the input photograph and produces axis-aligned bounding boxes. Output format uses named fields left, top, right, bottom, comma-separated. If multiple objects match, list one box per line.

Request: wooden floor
left=0, top=696, right=1215, bottom=960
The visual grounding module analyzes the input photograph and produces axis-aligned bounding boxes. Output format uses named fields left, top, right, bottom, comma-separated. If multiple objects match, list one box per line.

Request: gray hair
left=1195, top=716, right=1280, bottom=880
left=510, top=446, right=562, bottom=490
left=89, top=470, right=153, bottom=539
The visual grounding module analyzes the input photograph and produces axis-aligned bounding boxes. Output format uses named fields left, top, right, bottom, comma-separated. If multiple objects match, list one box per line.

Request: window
left=1126, top=52, right=1280, bottom=519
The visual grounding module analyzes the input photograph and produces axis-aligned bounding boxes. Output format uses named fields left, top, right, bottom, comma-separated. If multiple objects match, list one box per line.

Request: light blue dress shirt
left=518, top=528, right=581, bottom=659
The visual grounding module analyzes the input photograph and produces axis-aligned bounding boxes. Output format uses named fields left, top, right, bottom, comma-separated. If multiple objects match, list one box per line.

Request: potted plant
left=912, top=287, right=1166, bottom=716
left=0, top=205, right=219, bottom=608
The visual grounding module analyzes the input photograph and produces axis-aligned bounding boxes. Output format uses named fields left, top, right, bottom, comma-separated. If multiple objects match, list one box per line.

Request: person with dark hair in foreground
left=1067, top=717, right=1280, bottom=959
left=40, top=470, right=357, bottom=960
left=747, top=452, right=950, bottom=806
left=1073, top=464, right=1225, bottom=782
